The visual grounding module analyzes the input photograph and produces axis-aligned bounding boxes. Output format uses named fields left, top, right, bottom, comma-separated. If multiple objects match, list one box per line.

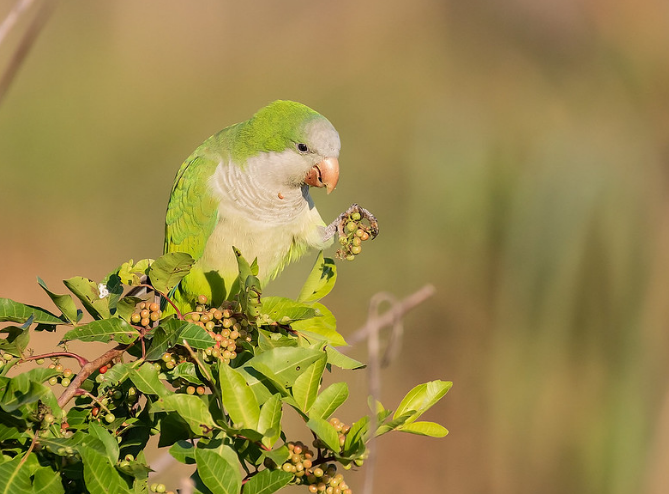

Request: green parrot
left=163, top=100, right=375, bottom=313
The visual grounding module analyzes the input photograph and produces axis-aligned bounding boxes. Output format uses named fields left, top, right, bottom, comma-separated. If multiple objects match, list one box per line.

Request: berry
left=48, top=377, right=58, bottom=386
left=345, top=221, right=357, bottom=233
left=36, top=358, right=45, bottom=365
left=351, top=212, right=361, bottom=221
left=149, top=302, right=160, bottom=313
left=54, top=364, right=64, bottom=373
left=131, top=313, right=141, bottom=324
left=198, top=294, right=208, bottom=305
left=186, top=386, right=195, bottom=395
left=99, top=365, right=108, bottom=374
left=104, top=413, right=116, bottom=423
left=61, top=378, right=71, bottom=387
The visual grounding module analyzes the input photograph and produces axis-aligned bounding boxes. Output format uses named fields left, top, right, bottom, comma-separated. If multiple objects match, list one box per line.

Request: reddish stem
left=23, top=351, right=88, bottom=368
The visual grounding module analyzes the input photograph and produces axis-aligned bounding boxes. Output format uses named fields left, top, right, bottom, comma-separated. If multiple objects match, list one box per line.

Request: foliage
left=0, top=252, right=450, bottom=494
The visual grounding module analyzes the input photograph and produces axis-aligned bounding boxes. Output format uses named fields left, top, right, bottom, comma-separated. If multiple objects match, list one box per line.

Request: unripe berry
left=351, top=212, right=361, bottom=221
left=150, top=312, right=161, bottom=322
left=313, top=467, right=324, bottom=477
left=205, top=321, right=215, bottom=331
left=141, top=318, right=150, bottom=327
left=138, top=302, right=146, bottom=310
left=48, top=377, right=58, bottom=386
left=282, top=463, right=293, bottom=472
left=309, top=486, right=318, bottom=493
left=105, top=413, right=116, bottom=423
left=149, top=302, right=160, bottom=313
left=36, top=358, right=45, bottom=365
left=346, top=221, right=357, bottom=233
left=43, top=413, right=55, bottom=424
left=140, top=309, right=150, bottom=319
left=131, top=313, right=141, bottom=324
left=62, top=368, right=73, bottom=378
left=61, top=378, right=71, bottom=387
left=55, top=364, right=64, bottom=373
left=198, top=294, right=208, bottom=304
left=351, top=245, right=362, bottom=255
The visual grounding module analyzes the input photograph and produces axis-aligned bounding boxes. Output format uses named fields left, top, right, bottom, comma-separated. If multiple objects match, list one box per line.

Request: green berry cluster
left=149, top=482, right=174, bottom=494
left=45, top=362, right=75, bottom=388
left=336, top=212, right=372, bottom=261
left=88, top=383, right=137, bottom=425
left=185, top=295, right=254, bottom=365
left=0, top=351, right=15, bottom=369
left=130, top=301, right=162, bottom=328
left=280, top=441, right=353, bottom=494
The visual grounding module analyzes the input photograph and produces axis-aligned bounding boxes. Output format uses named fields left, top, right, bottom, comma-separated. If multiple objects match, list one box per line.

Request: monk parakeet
left=163, top=100, right=376, bottom=312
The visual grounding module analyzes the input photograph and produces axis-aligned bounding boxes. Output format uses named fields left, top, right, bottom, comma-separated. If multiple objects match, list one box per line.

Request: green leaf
left=79, top=444, right=131, bottom=494
left=343, top=415, right=369, bottom=457
left=219, top=363, right=260, bottom=430
left=169, top=440, right=196, bottom=464
left=394, top=380, right=452, bottom=424
left=161, top=394, right=215, bottom=436
left=245, top=347, right=325, bottom=387
left=374, top=412, right=414, bottom=436
left=291, top=303, right=346, bottom=347
left=0, top=325, right=30, bottom=355
left=291, top=355, right=327, bottom=413
left=306, top=417, right=340, bottom=452
left=195, top=445, right=242, bottom=494
left=33, top=466, right=65, bottom=494
left=325, top=346, right=365, bottom=370
left=257, top=394, right=282, bottom=448
left=37, top=277, right=79, bottom=323
left=0, top=298, right=63, bottom=325
left=397, top=421, right=449, bottom=437
left=0, top=455, right=31, bottom=494
left=63, top=276, right=112, bottom=320
left=297, top=252, right=337, bottom=303
left=61, top=317, right=139, bottom=345
left=178, top=322, right=217, bottom=349
left=88, top=422, right=120, bottom=464
left=149, top=252, right=195, bottom=294
left=145, top=319, right=215, bottom=360
left=118, top=258, right=153, bottom=286
left=129, top=362, right=169, bottom=397
left=260, top=297, right=318, bottom=324
left=233, top=247, right=256, bottom=283
left=242, top=469, right=293, bottom=494
left=171, top=362, right=204, bottom=385
left=309, top=382, right=349, bottom=420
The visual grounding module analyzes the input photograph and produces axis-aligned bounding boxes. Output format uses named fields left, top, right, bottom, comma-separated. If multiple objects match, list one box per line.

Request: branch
left=57, top=343, right=132, bottom=408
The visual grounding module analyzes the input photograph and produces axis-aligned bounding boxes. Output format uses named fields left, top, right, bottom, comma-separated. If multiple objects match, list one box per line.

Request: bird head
left=238, top=100, right=341, bottom=194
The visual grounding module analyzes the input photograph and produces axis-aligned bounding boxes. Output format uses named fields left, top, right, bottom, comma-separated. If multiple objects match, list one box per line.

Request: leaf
left=37, top=277, right=78, bottom=323
left=195, top=445, right=242, bottom=494
left=342, top=416, right=369, bottom=458
left=88, top=422, right=120, bottom=464
left=306, top=417, right=340, bottom=452
left=118, top=258, right=153, bottom=286
left=291, top=303, right=346, bottom=347
left=394, top=380, right=452, bottom=424
left=145, top=319, right=215, bottom=360
left=291, top=355, right=327, bottom=413
left=178, top=322, right=217, bottom=349
left=219, top=363, right=260, bottom=430
left=0, top=298, right=63, bottom=325
left=325, top=346, right=365, bottom=370
left=129, top=362, right=169, bottom=397
left=61, top=317, right=139, bottom=345
left=161, top=394, right=215, bottom=436
left=0, top=325, right=30, bottom=355
left=245, top=347, right=325, bottom=387
left=242, top=469, right=293, bottom=494
left=171, top=362, right=204, bottom=385
left=397, top=421, right=449, bottom=437
left=149, top=252, right=195, bottom=294
left=257, top=394, right=282, bottom=448
left=169, top=440, right=196, bottom=464
left=79, top=443, right=131, bottom=494
left=297, top=252, right=337, bottom=303
left=33, top=466, right=65, bottom=494
left=233, top=247, right=256, bottom=283
left=260, top=297, right=318, bottom=324
left=63, top=276, right=111, bottom=319
left=0, top=455, right=31, bottom=494
left=309, top=382, right=349, bottom=420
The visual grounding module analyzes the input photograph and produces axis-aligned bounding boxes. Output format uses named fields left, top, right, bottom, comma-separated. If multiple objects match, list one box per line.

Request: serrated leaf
left=195, top=445, right=242, bottom=494
left=61, top=317, right=139, bottom=345
left=129, top=362, right=168, bottom=397
left=260, top=297, right=318, bottom=324
left=219, top=363, right=260, bottom=430
left=257, top=394, right=282, bottom=448
left=291, top=356, right=327, bottom=413
left=0, top=298, right=63, bottom=325
left=306, top=417, right=340, bottom=452
left=161, top=394, right=215, bottom=436
left=309, top=382, right=349, bottom=420
left=394, top=380, right=452, bottom=424
left=242, top=469, right=293, bottom=494
left=63, top=276, right=111, bottom=319
left=397, top=421, right=449, bottom=437
left=325, top=346, right=365, bottom=370
left=297, top=252, right=337, bottom=303
left=291, top=303, right=346, bottom=347
left=37, top=277, right=78, bottom=323
left=149, top=252, right=195, bottom=294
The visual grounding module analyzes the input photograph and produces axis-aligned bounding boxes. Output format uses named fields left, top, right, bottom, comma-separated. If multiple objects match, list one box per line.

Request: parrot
left=163, top=100, right=377, bottom=313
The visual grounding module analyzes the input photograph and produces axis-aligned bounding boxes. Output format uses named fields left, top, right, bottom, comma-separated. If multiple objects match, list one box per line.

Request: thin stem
left=23, top=351, right=88, bottom=368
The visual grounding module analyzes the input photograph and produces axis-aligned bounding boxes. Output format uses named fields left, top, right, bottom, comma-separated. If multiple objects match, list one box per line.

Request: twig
left=346, top=284, right=435, bottom=494
left=0, top=0, right=58, bottom=106
left=22, top=350, right=88, bottom=368
left=57, top=343, right=132, bottom=408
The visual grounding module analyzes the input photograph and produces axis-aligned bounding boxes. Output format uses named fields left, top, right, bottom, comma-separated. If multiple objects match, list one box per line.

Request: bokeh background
left=2, top=1, right=669, bottom=493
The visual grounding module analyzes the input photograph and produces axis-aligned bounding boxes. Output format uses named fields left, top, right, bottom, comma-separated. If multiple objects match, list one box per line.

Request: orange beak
left=304, top=157, right=339, bottom=194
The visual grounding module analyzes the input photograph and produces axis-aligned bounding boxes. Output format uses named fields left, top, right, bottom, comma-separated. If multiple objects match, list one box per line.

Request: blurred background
left=2, top=1, right=669, bottom=493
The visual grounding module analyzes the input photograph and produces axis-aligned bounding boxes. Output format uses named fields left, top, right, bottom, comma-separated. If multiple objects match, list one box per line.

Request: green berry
left=351, top=212, right=361, bottom=221
left=43, top=413, right=55, bottom=424
left=36, top=358, right=45, bottom=365
left=48, top=377, right=58, bottom=386
left=104, top=413, right=116, bottom=423
left=61, top=378, right=71, bottom=387
left=131, top=313, right=141, bottom=324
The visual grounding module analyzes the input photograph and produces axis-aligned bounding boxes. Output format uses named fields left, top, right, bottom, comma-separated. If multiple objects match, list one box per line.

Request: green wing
left=164, top=154, right=220, bottom=260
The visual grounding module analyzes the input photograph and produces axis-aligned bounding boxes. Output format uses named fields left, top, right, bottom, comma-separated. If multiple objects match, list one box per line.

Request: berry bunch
left=336, top=212, right=373, bottom=261
left=185, top=295, right=254, bottom=365
left=130, top=301, right=162, bottom=328
left=44, top=361, right=75, bottom=388
left=279, top=441, right=352, bottom=494
left=149, top=482, right=174, bottom=494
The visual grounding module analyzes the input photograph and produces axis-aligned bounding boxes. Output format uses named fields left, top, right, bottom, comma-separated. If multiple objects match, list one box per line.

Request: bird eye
left=297, top=143, right=309, bottom=153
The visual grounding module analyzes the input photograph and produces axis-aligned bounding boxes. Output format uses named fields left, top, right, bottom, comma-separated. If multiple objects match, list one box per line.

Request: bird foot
left=326, top=204, right=379, bottom=260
